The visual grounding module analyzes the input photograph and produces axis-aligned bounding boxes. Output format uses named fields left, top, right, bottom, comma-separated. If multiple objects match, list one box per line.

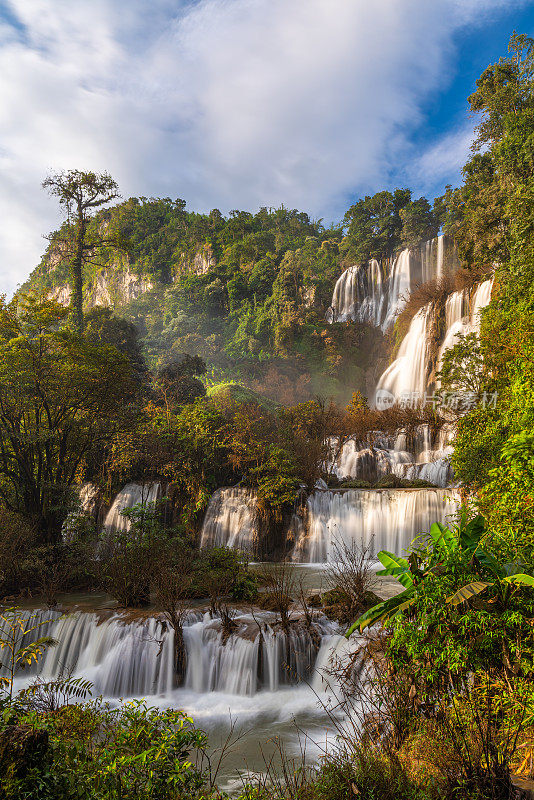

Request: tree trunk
left=71, top=212, right=86, bottom=334
left=174, top=624, right=186, bottom=687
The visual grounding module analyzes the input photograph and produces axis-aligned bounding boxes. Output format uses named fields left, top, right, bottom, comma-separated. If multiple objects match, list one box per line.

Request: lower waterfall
left=6, top=609, right=339, bottom=700
left=291, top=488, right=460, bottom=563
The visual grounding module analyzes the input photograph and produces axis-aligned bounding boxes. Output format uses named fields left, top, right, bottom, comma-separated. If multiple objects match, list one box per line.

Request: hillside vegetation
left=23, top=191, right=443, bottom=403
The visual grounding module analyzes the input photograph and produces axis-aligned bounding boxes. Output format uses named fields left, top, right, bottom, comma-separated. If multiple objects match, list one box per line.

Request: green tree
left=84, top=307, right=146, bottom=378
left=0, top=297, right=139, bottom=542
left=42, top=170, right=121, bottom=333
left=341, top=188, right=412, bottom=264
left=399, top=196, right=438, bottom=249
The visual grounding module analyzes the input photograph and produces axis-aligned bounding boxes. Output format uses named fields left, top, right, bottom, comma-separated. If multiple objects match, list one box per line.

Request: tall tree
left=341, top=188, right=412, bottom=264
left=42, top=170, right=120, bottom=333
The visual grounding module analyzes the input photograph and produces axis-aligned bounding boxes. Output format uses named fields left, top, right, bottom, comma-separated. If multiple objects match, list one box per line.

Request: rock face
left=177, top=244, right=216, bottom=276
left=49, top=266, right=153, bottom=310
left=46, top=243, right=216, bottom=311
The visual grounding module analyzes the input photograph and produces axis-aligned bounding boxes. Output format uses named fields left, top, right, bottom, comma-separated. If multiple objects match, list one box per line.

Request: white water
left=331, top=423, right=455, bottom=488
left=200, top=487, right=257, bottom=551
left=327, top=234, right=450, bottom=331
left=420, top=234, right=446, bottom=283
left=471, top=278, right=493, bottom=328
left=292, top=488, right=459, bottom=563
left=375, top=276, right=494, bottom=403
left=382, top=248, right=412, bottom=329
left=333, top=441, right=413, bottom=484
left=104, top=482, right=161, bottom=535
left=3, top=605, right=349, bottom=789
left=5, top=609, right=338, bottom=699
left=376, top=302, right=435, bottom=402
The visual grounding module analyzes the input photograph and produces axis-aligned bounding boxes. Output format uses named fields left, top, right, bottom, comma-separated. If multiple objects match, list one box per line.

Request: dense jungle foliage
left=23, top=181, right=444, bottom=404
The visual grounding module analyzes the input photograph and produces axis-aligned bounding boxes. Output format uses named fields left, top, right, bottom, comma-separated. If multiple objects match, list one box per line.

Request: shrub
left=0, top=696, right=207, bottom=800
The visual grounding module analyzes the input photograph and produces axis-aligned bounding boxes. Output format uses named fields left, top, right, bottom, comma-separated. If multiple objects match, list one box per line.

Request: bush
left=192, top=547, right=257, bottom=610
left=0, top=696, right=207, bottom=800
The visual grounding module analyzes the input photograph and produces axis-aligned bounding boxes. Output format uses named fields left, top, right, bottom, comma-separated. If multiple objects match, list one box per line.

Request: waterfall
left=331, top=423, right=455, bottom=488
left=382, top=248, right=412, bottom=330
left=104, top=482, right=161, bottom=535
left=471, top=278, right=493, bottom=328
left=183, top=615, right=330, bottom=694
left=199, top=487, right=258, bottom=551
left=358, top=258, right=386, bottom=326
left=419, top=234, right=445, bottom=283
left=79, top=483, right=100, bottom=515
left=328, top=265, right=359, bottom=323
left=376, top=302, right=435, bottom=404
left=333, top=440, right=413, bottom=484
left=436, top=289, right=470, bottom=376
left=375, top=276, right=493, bottom=404
left=292, top=488, right=459, bottom=563
left=327, top=259, right=385, bottom=326
left=5, top=609, right=339, bottom=700
left=327, top=235, right=452, bottom=331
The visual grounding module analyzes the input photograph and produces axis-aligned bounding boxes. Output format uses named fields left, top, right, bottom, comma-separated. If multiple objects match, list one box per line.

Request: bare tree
left=153, top=548, right=193, bottom=686
left=42, top=170, right=121, bottom=333
left=325, top=538, right=378, bottom=624
left=259, top=563, right=297, bottom=633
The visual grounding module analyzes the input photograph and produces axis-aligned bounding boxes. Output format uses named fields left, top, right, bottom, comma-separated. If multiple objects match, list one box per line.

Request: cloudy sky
left=1, top=0, right=534, bottom=295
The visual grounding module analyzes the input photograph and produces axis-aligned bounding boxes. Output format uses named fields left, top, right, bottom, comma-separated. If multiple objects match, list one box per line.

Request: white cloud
left=0, top=0, right=526, bottom=294
left=408, top=123, right=477, bottom=191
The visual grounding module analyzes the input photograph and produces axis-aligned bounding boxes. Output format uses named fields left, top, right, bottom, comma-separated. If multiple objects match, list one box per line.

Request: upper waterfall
left=199, top=487, right=258, bottom=551
left=103, top=482, right=161, bottom=535
left=374, top=276, right=494, bottom=406
left=327, top=234, right=457, bottom=331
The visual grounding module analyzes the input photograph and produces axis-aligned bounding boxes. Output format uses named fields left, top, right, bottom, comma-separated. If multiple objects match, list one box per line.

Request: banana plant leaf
left=447, top=581, right=491, bottom=606
left=376, top=551, right=414, bottom=589
left=459, top=514, right=486, bottom=553
left=502, top=573, right=534, bottom=587
left=346, top=587, right=415, bottom=636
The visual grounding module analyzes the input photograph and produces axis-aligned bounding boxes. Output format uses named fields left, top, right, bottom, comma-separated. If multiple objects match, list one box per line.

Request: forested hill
left=21, top=193, right=442, bottom=404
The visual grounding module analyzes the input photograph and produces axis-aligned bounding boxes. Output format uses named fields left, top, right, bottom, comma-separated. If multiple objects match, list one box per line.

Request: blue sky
left=388, top=4, right=534, bottom=199
left=0, top=0, right=533, bottom=294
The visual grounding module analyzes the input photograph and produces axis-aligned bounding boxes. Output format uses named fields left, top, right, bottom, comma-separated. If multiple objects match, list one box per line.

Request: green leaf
left=376, top=551, right=414, bottom=588
left=346, top=588, right=415, bottom=636
left=459, top=514, right=486, bottom=553
left=447, top=581, right=492, bottom=606
left=502, top=573, right=534, bottom=587
left=475, top=550, right=506, bottom=579
left=430, top=522, right=456, bottom=550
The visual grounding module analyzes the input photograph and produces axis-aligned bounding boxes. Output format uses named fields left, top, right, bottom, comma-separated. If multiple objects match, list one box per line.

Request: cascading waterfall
left=199, top=487, right=258, bottom=551
left=471, top=278, right=494, bottom=328
left=327, top=259, right=386, bottom=326
left=382, top=247, right=412, bottom=330
left=292, top=488, right=460, bottom=563
left=357, top=258, right=385, bottom=326
left=104, top=482, right=161, bottom=535
left=435, top=288, right=470, bottom=381
left=330, top=423, right=455, bottom=488
left=5, top=609, right=339, bottom=700
left=332, top=440, right=413, bottom=484
left=327, top=234, right=452, bottom=331
left=375, top=276, right=494, bottom=404
left=376, top=302, right=435, bottom=403
left=420, top=234, right=446, bottom=283
left=327, top=265, right=360, bottom=323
